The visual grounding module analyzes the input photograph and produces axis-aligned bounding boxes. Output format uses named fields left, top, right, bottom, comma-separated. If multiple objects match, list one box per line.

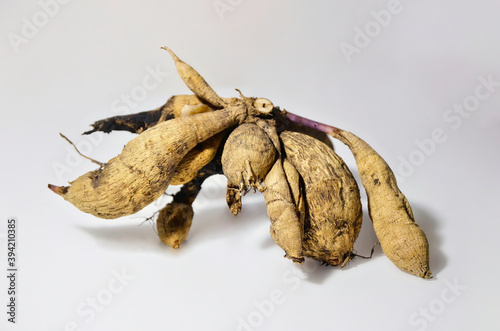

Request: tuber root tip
left=285, top=254, right=305, bottom=264
left=161, top=46, right=179, bottom=61
left=48, top=184, right=68, bottom=196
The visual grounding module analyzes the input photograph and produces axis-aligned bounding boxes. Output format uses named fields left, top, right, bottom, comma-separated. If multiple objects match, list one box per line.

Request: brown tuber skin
left=49, top=108, right=246, bottom=219
left=83, top=94, right=225, bottom=187
left=83, top=94, right=207, bottom=135
left=332, top=130, right=431, bottom=278
left=170, top=132, right=224, bottom=185
left=285, top=112, right=431, bottom=278
left=280, top=131, right=362, bottom=267
left=157, top=202, right=193, bottom=249
left=263, top=159, right=304, bottom=263
left=222, top=123, right=277, bottom=215
left=162, top=47, right=226, bottom=109
left=157, top=158, right=223, bottom=249
left=49, top=47, right=432, bottom=279
left=282, top=158, right=306, bottom=227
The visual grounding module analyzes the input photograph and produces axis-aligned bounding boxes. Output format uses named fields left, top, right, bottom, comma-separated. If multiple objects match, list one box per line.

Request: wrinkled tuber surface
left=263, top=159, right=304, bottom=263
left=280, top=131, right=362, bottom=267
left=222, top=123, right=277, bottom=215
left=285, top=112, right=431, bottom=278
left=49, top=108, right=246, bottom=218
left=49, top=47, right=431, bottom=278
left=158, top=157, right=223, bottom=248
left=332, top=130, right=431, bottom=278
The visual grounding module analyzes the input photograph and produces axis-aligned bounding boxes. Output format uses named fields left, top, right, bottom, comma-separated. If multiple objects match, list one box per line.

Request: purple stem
left=285, top=111, right=340, bottom=134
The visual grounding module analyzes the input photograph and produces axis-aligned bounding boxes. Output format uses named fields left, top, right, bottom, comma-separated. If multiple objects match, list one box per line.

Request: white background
left=1, top=1, right=499, bottom=330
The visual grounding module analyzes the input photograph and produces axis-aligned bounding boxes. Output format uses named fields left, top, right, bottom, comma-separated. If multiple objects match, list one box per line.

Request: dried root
left=83, top=94, right=207, bottom=135
left=157, top=202, right=193, bottom=249
left=222, top=123, right=277, bottom=215
left=280, top=131, right=362, bottom=267
left=49, top=108, right=245, bottom=219
left=331, top=130, right=431, bottom=278
left=170, top=133, right=225, bottom=185
left=282, top=158, right=305, bottom=226
left=162, top=47, right=226, bottom=108
left=285, top=112, right=431, bottom=278
left=49, top=47, right=432, bottom=279
left=263, top=159, right=304, bottom=263
left=157, top=159, right=222, bottom=248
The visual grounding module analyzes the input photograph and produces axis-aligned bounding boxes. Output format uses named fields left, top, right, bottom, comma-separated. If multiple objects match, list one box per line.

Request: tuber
left=49, top=47, right=432, bottom=279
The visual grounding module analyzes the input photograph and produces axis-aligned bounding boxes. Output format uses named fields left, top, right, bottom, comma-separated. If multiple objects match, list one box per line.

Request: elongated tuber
left=331, top=130, right=431, bottom=278
left=49, top=47, right=432, bottom=279
left=49, top=107, right=245, bottom=218
left=280, top=130, right=362, bottom=267
left=263, top=159, right=304, bottom=263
